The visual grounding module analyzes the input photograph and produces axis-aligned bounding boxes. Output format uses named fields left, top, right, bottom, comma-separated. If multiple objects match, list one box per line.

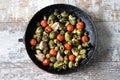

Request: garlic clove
left=51, top=22, right=60, bottom=31
left=35, top=53, right=45, bottom=62
left=56, top=52, right=63, bottom=62
left=39, top=41, right=47, bottom=50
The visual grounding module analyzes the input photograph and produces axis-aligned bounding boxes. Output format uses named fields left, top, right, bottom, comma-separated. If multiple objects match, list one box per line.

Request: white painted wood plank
left=0, top=0, right=120, bottom=22
left=0, top=62, right=120, bottom=80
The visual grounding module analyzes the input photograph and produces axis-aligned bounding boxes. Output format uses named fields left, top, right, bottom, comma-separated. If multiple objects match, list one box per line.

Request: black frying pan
left=19, top=4, right=97, bottom=74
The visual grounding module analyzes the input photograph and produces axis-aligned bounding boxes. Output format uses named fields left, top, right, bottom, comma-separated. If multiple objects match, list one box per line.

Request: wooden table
left=0, top=0, right=120, bottom=80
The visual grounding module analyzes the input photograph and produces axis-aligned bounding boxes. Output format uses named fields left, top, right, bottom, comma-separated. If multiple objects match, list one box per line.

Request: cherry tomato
left=64, top=43, right=72, bottom=50
left=30, top=38, right=37, bottom=46
left=81, top=35, right=89, bottom=43
left=42, top=58, right=50, bottom=66
left=69, top=54, right=75, bottom=61
left=67, top=24, right=74, bottom=32
left=50, top=49, right=57, bottom=56
left=45, top=26, right=52, bottom=33
left=40, top=20, right=48, bottom=27
left=76, top=22, right=84, bottom=30
left=57, top=34, right=64, bottom=42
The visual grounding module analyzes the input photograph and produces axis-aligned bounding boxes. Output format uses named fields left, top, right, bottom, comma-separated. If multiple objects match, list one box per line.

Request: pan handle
left=18, top=38, right=24, bottom=42
left=18, top=36, right=25, bottom=44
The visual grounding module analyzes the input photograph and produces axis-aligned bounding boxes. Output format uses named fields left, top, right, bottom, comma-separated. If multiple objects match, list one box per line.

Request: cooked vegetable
left=53, top=61, right=63, bottom=69
left=51, top=22, right=60, bottom=31
left=57, top=34, right=64, bottom=42
left=56, top=52, right=63, bottom=62
left=81, top=35, right=89, bottom=43
left=42, top=58, right=50, bottom=66
left=31, top=9, right=91, bottom=70
left=61, top=11, right=68, bottom=18
left=68, top=15, right=76, bottom=25
left=49, top=40, right=55, bottom=48
left=68, top=61, right=74, bottom=68
left=30, top=38, right=37, bottom=46
left=45, top=26, right=52, bottom=33
left=68, top=54, right=75, bottom=61
left=49, top=31, right=56, bottom=39
left=66, top=24, right=74, bottom=32
left=50, top=49, right=57, bottom=56
left=39, top=41, right=47, bottom=50
left=65, top=32, right=71, bottom=41
left=76, top=22, right=84, bottom=30
left=64, top=43, right=72, bottom=50
left=40, top=20, right=48, bottom=27
left=50, top=57, right=56, bottom=63
left=35, top=53, right=45, bottom=62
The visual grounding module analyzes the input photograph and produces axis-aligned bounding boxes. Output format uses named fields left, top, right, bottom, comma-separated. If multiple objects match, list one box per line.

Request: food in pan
left=30, top=9, right=91, bottom=70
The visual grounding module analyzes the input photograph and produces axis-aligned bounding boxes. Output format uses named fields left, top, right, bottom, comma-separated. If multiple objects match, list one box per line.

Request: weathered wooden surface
left=0, top=0, right=120, bottom=80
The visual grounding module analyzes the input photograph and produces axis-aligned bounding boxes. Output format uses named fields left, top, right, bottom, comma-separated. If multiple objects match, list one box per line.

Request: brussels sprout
left=63, top=56, right=69, bottom=64
left=49, top=40, right=56, bottom=48
left=82, top=42, right=90, bottom=48
left=75, top=55, right=82, bottom=62
left=68, top=15, right=76, bottom=25
left=71, top=48, right=79, bottom=56
left=77, top=29, right=83, bottom=36
left=81, top=54, right=86, bottom=59
left=68, top=61, right=74, bottom=68
left=43, top=47, right=49, bottom=54
left=61, top=11, right=68, bottom=18
left=78, top=45, right=82, bottom=50
left=79, top=49, right=87, bottom=55
left=49, top=31, right=56, bottom=39
left=46, top=54, right=51, bottom=58
left=35, top=44, right=40, bottom=50
left=35, top=27, right=43, bottom=34
left=59, top=18, right=67, bottom=23
left=34, top=34, right=42, bottom=42
left=42, top=36, right=49, bottom=42
left=53, top=61, right=63, bottom=69
left=64, top=50, right=70, bottom=55
left=50, top=57, right=56, bottom=63
left=36, top=49, right=42, bottom=54
left=65, top=32, right=71, bottom=41
left=72, top=38, right=79, bottom=46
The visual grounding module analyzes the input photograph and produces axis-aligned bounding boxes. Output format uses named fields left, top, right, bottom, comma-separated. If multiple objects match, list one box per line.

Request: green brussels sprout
left=50, top=57, right=56, bottom=63
left=75, top=55, right=82, bottom=62
left=49, top=40, right=56, bottom=48
left=53, top=61, right=63, bottom=69
left=68, top=15, right=76, bottom=25
left=71, top=48, right=79, bottom=56
left=79, top=49, right=87, bottom=55
left=61, top=11, right=68, bottom=18
left=65, top=32, right=71, bottom=41
left=68, top=61, right=74, bottom=68
left=64, top=50, right=71, bottom=55
left=49, top=31, right=56, bottom=39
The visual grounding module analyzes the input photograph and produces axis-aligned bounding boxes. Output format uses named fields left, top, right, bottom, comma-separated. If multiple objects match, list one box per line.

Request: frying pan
left=19, top=4, right=97, bottom=74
